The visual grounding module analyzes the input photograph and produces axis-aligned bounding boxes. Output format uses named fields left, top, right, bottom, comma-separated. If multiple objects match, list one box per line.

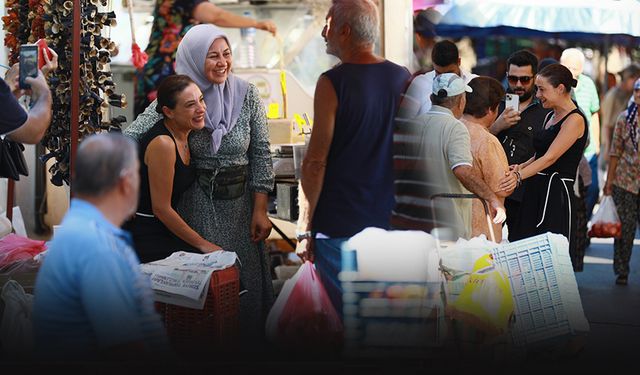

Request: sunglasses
left=507, top=75, right=533, bottom=84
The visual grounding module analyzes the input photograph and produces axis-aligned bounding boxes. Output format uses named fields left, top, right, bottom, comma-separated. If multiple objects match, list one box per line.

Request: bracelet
left=514, top=170, right=522, bottom=187
left=295, top=231, right=313, bottom=241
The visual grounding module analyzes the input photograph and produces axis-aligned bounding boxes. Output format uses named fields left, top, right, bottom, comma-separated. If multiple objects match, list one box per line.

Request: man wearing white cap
left=393, top=73, right=507, bottom=239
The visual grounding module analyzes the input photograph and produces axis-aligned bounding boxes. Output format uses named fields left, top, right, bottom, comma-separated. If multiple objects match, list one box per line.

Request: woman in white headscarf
left=125, top=24, right=275, bottom=343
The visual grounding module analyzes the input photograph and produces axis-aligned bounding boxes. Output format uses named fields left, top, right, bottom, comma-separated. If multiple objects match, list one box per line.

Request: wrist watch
left=295, top=231, right=313, bottom=241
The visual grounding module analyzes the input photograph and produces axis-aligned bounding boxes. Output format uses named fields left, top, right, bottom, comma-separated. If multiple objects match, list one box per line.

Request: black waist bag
left=198, top=165, right=247, bottom=200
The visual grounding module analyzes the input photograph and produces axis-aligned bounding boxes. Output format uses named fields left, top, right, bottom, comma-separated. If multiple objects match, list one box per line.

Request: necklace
left=166, top=126, right=188, bottom=152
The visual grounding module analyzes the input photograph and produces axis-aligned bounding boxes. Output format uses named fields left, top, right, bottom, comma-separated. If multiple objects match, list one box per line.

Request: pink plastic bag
left=0, top=234, right=47, bottom=268
left=276, top=261, right=343, bottom=349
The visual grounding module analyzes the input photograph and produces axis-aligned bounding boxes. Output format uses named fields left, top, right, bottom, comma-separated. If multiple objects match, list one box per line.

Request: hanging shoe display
left=2, top=0, right=128, bottom=186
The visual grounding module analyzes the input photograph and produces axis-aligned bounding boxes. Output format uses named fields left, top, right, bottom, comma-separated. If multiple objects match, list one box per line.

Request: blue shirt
left=32, top=199, right=169, bottom=360
left=313, top=61, right=411, bottom=238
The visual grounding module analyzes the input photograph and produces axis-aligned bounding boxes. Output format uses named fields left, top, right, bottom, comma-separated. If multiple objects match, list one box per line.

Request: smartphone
left=505, top=93, right=519, bottom=112
left=19, top=44, right=39, bottom=90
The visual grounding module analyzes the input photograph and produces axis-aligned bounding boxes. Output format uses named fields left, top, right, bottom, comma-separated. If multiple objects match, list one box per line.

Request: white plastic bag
left=0, top=280, right=34, bottom=358
left=588, top=195, right=621, bottom=238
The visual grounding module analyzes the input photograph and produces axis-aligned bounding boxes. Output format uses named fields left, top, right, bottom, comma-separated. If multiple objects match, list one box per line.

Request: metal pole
left=70, top=0, right=81, bottom=197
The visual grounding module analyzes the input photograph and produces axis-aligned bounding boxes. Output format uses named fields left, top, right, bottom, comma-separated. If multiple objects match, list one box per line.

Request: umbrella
left=434, top=0, right=640, bottom=43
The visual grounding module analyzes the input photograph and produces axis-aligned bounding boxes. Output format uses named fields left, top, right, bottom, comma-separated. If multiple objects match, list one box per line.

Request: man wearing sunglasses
left=489, top=49, right=551, bottom=241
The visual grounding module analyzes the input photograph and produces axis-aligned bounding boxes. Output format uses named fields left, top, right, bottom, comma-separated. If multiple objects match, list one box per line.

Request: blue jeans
left=314, top=237, right=348, bottom=319
left=585, top=154, right=599, bottom=220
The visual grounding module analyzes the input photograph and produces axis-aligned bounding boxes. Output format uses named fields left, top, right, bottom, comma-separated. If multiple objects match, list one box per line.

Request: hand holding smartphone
left=19, top=44, right=39, bottom=90
left=505, top=93, right=519, bottom=113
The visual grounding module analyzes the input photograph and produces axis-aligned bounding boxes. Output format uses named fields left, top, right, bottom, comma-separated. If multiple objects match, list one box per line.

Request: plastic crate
left=490, top=233, right=589, bottom=347
left=155, top=266, right=240, bottom=355
left=340, top=247, right=446, bottom=358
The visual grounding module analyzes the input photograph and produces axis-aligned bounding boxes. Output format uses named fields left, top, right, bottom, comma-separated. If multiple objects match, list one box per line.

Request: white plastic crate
left=340, top=244, right=446, bottom=358
left=490, top=233, right=589, bottom=347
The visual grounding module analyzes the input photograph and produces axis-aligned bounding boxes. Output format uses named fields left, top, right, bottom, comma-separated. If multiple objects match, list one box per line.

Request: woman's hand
left=256, top=20, right=277, bottom=36
left=603, top=182, right=613, bottom=196
left=250, top=210, right=272, bottom=243
left=200, top=242, right=223, bottom=253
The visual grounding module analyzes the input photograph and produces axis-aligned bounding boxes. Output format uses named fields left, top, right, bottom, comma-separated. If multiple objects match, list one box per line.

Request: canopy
left=434, top=0, right=640, bottom=43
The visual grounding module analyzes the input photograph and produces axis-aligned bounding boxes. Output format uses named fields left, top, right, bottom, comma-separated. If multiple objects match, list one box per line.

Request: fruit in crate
left=588, top=221, right=622, bottom=238
left=368, top=288, right=385, bottom=298
left=402, top=284, right=428, bottom=299
left=384, top=284, right=404, bottom=299
left=383, top=284, right=428, bottom=299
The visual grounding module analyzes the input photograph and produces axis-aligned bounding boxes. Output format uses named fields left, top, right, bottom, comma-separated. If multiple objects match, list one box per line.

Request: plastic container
left=239, top=11, right=257, bottom=69
left=489, top=233, right=589, bottom=347
left=155, top=266, right=240, bottom=355
left=340, top=245, right=446, bottom=358
left=292, top=143, right=307, bottom=180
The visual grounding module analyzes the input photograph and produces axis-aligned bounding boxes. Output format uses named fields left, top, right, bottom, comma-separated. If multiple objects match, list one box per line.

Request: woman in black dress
left=500, top=64, right=587, bottom=264
left=126, top=74, right=222, bottom=263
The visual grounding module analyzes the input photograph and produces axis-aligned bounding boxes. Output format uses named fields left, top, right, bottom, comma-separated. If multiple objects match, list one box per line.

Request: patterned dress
left=134, top=0, right=205, bottom=117
left=125, top=84, right=275, bottom=342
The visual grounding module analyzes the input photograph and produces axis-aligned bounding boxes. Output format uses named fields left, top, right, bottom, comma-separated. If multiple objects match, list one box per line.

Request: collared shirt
left=400, top=69, right=478, bottom=119
left=392, top=105, right=472, bottom=239
left=610, top=110, right=640, bottom=194
left=33, top=198, right=169, bottom=360
left=497, top=99, right=551, bottom=202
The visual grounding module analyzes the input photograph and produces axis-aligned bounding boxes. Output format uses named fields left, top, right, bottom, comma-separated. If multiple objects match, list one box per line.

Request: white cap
left=432, top=73, right=473, bottom=97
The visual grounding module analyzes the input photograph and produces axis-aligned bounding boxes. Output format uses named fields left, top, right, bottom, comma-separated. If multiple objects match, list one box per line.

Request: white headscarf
left=175, top=24, right=249, bottom=154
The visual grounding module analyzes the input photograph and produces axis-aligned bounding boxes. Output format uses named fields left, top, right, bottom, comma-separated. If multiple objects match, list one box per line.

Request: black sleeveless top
left=535, top=108, right=588, bottom=178
left=137, top=120, right=196, bottom=215
left=125, top=120, right=198, bottom=263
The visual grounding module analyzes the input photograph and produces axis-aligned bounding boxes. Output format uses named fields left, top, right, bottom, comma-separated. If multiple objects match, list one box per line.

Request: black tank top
left=136, top=120, right=196, bottom=214
left=535, top=108, right=588, bottom=178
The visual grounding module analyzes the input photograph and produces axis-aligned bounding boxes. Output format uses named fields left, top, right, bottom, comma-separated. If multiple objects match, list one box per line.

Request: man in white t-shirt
left=400, top=40, right=478, bottom=119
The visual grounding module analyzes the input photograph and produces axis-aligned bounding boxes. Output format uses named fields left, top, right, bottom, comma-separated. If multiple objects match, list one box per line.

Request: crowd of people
left=2, top=0, right=639, bottom=364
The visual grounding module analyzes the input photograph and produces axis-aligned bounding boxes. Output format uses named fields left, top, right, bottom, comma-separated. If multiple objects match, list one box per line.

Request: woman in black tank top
left=499, top=64, right=587, bottom=262
left=125, top=75, right=222, bottom=263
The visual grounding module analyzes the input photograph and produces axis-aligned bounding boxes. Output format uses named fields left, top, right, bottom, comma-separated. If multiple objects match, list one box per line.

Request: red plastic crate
left=155, top=266, right=240, bottom=355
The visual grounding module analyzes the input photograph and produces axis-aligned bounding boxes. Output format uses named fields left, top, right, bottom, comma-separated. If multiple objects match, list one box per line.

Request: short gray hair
left=430, top=93, right=464, bottom=109
left=330, top=0, right=379, bottom=46
left=72, top=132, right=138, bottom=197
left=560, top=48, right=585, bottom=69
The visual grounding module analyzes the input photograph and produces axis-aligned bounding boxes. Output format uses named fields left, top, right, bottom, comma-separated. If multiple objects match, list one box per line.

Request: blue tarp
left=434, top=0, right=640, bottom=43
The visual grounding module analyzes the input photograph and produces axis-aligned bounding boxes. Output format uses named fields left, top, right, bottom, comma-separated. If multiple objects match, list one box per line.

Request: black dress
left=511, top=108, right=588, bottom=252
left=124, top=120, right=198, bottom=263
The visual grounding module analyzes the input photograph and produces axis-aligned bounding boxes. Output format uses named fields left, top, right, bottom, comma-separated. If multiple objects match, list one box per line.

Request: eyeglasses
left=507, top=75, right=533, bottom=84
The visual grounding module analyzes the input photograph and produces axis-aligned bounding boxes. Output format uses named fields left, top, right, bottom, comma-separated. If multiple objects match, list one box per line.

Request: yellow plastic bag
left=449, top=254, right=514, bottom=334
